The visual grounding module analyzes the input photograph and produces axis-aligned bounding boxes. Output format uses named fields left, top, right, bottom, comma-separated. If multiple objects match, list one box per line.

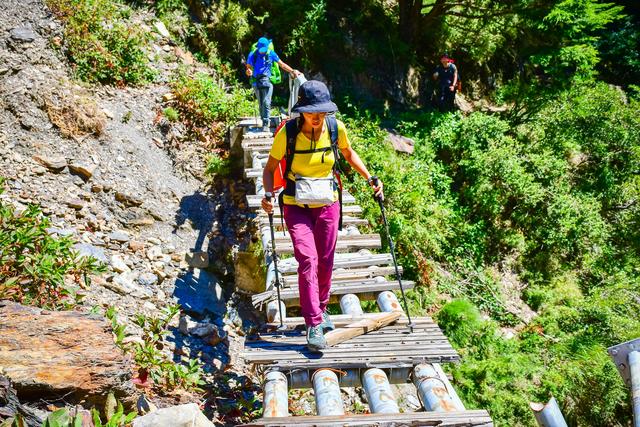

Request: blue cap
left=257, top=37, right=269, bottom=54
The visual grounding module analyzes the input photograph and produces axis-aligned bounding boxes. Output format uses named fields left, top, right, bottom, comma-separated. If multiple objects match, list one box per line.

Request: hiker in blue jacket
left=246, top=37, right=300, bottom=132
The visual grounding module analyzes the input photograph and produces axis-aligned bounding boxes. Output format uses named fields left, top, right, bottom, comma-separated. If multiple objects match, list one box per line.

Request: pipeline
left=312, top=369, right=345, bottom=416
left=530, top=397, right=568, bottom=427
left=413, top=364, right=464, bottom=412
left=263, top=371, right=289, bottom=418
left=340, top=294, right=364, bottom=316
left=362, top=368, right=400, bottom=414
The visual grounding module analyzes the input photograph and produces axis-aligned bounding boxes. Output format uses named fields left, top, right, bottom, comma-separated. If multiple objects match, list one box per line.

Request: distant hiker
left=246, top=37, right=300, bottom=132
left=433, top=54, right=458, bottom=112
left=261, top=80, right=383, bottom=352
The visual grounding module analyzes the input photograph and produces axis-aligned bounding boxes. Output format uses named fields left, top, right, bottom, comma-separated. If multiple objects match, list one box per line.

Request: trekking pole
left=372, top=177, right=415, bottom=332
left=266, top=194, right=286, bottom=330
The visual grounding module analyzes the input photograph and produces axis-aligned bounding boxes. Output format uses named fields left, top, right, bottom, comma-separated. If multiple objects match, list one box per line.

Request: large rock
left=74, top=243, right=108, bottom=263
left=385, top=130, right=415, bottom=155
left=32, top=154, right=66, bottom=172
left=68, top=161, right=97, bottom=181
left=10, top=26, right=37, bottom=42
left=0, top=301, right=135, bottom=408
left=132, top=403, right=214, bottom=427
left=173, top=270, right=224, bottom=316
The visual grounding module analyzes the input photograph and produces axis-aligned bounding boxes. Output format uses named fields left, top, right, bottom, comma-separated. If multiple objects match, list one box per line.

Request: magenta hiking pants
left=283, top=201, right=340, bottom=327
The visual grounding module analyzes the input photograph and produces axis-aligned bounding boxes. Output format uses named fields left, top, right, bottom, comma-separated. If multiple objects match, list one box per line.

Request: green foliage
left=91, top=399, right=137, bottom=427
left=41, top=409, right=83, bottom=427
left=285, top=0, right=327, bottom=68
left=0, top=178, right=105, bottom=309
left=170, top=70, right=253, bottom=146
left=46, top=0, right=155, bottom=86
left=162, top=107, right=179, bottom=122
left=205, top=154, right=231, bottom=177
left=340, top=78, right=639, bottom=424
left=154, top=0, right=187, bottom=18
left=106, top=305, right=205, bottom=392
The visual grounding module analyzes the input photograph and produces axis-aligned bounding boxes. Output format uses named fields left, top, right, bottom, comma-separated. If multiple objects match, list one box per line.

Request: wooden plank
left=259, top=215, right=369, bottom=228
left=251, top=280, right=415, bottom=307
left=239, top=410, right=494, bottom=427
left=275, top=234, right=381, bottom=254
left=242, top=317, right=460, bottom=369
left=324, top=312, right=401, bottom=347
left=247, top=192, right=357, bottom=208
left=259, top=204, right=364, bottom=217
left=282, top=266, right=401, bottom=286
left=278, top=253, right=393, bottom=274
left=267, top=313, right=431, bottom=328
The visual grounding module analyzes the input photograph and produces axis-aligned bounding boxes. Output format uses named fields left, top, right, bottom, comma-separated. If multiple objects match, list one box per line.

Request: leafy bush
left=204, top=154, right=231, bottom=177
left=0, top=178, right=105, bottom=309
left=162, top=107, right=179, bottom=122
left=170, top=70, right=253, bottom=146
left=47, top=0, right=155, bottom=86
left=106, top=305, right=205, bottom=392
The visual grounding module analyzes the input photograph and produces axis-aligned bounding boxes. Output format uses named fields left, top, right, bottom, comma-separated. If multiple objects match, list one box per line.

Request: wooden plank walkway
left=240, top=410, right=494, bottom=427
left=247, top=192, right=357, bottom=207
left=252, top=279, right=416, bottom=307
left=238, top=119, right=493, bottom=426
left=243, top=317, right=458, bottom=370
left=273, top=233, right=381, bottom=254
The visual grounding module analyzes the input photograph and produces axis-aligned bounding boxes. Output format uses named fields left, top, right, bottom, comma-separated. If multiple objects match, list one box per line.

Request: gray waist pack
left=294, top=174, right=335, bottom=205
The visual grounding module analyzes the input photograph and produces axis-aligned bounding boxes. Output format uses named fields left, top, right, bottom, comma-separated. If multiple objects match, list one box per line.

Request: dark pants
left=438, top=86, right=456, bottom=112
left=254, top=77, right=273, bottom=127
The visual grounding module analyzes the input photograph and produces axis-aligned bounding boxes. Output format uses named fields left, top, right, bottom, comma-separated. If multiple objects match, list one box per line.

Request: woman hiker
left=261, top=80, right=383, bottom=351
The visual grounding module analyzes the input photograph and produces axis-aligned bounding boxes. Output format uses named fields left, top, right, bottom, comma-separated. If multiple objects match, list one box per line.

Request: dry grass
left=45, top=89, right=106, bottom=139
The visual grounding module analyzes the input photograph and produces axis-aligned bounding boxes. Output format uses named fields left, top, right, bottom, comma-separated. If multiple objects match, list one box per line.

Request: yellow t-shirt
left=269, top=119, right=351, bottom=207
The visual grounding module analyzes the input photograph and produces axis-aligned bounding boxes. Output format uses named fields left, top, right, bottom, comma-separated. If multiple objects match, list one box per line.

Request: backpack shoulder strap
left=325, top=114, right=344, bottom=230
left=283, top=118, right=300, bottom=178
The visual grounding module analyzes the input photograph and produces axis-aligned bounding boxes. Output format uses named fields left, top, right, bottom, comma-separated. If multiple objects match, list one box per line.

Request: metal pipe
left=312, top=370, right=345, bottom=416
left=413, top=364, right=464, bottom=412
left=377, top=291, right=403, bottom=312
left=630, top=350, right=640, bottom=427
left=263, top=371, right=289, bottom=417
left=287, top=367, right=412, bottom=389
left=340, top=294, right=363, bottom=316
left=266, top=299, right=286, bottom=323
left=362, top=368, right=399, bottom=414
left=529, top=397, right=568, bottom=427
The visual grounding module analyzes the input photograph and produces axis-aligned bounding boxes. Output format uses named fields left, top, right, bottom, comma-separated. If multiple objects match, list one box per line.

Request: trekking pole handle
left=370, top=176, right=384, bottom=202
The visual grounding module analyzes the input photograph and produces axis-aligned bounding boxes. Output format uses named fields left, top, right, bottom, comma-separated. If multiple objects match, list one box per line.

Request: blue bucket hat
left=291, top=80, right=338, bottom=113
left=257, top=37, right=270, bottom=54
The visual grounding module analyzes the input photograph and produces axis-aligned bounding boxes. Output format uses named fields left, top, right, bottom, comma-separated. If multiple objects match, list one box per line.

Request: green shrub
left=163, top=107, right=179, bottom=122
left=47, top=0, right=155, bottom=86
left=106, top=305, right=205, bottom=392
left=0, top=178, right=105, bottom=309
left=205, top=154, right=231, bottom=177
left=171, top=70, right=253, bottom=146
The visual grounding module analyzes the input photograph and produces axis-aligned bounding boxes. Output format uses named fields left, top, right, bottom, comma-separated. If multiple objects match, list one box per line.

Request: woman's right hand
left=261, top=197, right=274, bottom=214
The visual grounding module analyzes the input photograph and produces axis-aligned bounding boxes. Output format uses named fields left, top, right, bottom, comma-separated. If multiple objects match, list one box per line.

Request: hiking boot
left=320, top=311, right=335, bottom=332
left=306, top=324, right=327, bottom=352
left=262, top=125, right=271, bottom=133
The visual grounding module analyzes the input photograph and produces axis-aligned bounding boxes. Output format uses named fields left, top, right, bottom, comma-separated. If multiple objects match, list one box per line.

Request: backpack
left=272, top=115, right=344, bottom=230
left=250, top=40, right=282, bottom=85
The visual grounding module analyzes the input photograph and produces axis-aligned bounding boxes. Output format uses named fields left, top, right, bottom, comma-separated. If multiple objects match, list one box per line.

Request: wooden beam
left=324, top=312, right=401, bottom=347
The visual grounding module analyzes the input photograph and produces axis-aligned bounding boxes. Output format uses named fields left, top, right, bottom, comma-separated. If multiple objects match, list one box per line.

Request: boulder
left=385, top=130, right=415, bottom=155
left=10, top=26, right=37, bottom=42
left=32, top=154, right=66, bottom=172
left=74, top=243, right=108, bottom=263
left=173, top=270, right=224, bottom=316
left=0, top=301, right=135, bottom=408
left=132, top=403, right=214, bottom=427
left=68, top=161, right=97, bottom=181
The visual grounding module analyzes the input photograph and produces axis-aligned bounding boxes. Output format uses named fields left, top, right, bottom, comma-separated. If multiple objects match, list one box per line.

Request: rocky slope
left=0, top=0, right=259, bottom=424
